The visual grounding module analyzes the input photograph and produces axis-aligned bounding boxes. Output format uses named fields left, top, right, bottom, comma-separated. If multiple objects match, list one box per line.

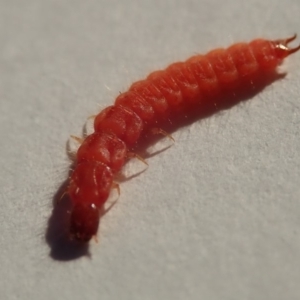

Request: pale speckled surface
left=1, top=0, right=300, bottom=299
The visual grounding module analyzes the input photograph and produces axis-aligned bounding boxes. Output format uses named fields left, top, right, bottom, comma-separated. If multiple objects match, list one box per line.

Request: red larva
left=67, top=35, right=300, bottom=242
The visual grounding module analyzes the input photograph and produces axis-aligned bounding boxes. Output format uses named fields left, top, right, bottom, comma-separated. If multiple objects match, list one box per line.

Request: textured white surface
left=1, top=0, right=300, bottom=299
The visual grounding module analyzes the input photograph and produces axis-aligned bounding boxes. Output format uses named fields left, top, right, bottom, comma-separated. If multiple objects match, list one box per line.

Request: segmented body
left=67, top=35, right=300, bottom=242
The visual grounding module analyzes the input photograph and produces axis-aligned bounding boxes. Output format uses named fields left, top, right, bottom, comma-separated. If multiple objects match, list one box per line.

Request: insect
left=66, top=34, right=300, bottom=242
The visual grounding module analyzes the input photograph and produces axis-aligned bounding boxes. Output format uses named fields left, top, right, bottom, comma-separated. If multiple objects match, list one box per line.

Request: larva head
left=69, top=202, right=100, bottom=242
left=67, top=161, right=113, bottom=242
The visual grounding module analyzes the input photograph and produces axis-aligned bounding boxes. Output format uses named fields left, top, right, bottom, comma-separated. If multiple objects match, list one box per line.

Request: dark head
left=69, top=202, right=100, bottom=242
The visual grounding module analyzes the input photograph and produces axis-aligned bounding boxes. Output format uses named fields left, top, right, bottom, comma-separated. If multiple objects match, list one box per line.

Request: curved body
left=67, top=35, right=300, bottom=242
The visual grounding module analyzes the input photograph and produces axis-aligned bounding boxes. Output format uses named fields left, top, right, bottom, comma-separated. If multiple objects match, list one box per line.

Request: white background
left=1, top=0, right=300, bottom=299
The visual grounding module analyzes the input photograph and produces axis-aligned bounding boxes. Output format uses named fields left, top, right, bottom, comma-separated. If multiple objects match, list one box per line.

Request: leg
left=67, top=135, right=84, bottom=160
left=102, top=183, right=120, bottom=216
left=151, top=128, right=175, bottom=142
left=53, top=189, right=68, bottom=207
left=127, top=152, right=148, bottom=166
left=93, top=235, right=99, bottom=243
left=144, top=127, right=175, bottom=158
left=70, top=135, right=84, bottom=144
left=112, top=182, right=120, bottom=196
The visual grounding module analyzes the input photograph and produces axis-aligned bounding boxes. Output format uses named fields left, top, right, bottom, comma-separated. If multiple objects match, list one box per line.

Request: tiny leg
left=70, top=135, right=84, bottom=144
left=151, top=128, right=175, bottom=142
left=102, top=182, right=120, bottom=213
left=53, top=189, right=68, bottom=206
left=127, top=152, right=148, bottom=166
left=93, top=183, right=119, bottom=243
left=112, top=182, right=121, bottom=196
left=67, top=135, right=84, bottom=160
left=93, top=235, right=99, bottom=243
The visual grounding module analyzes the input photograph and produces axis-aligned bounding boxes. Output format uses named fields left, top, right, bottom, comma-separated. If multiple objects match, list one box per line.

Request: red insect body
left=67, top=35, right=300, bottom=242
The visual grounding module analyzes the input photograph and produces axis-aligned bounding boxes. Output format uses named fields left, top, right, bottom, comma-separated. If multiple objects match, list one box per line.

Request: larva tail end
left=273, top=33, right=300, bottom=58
